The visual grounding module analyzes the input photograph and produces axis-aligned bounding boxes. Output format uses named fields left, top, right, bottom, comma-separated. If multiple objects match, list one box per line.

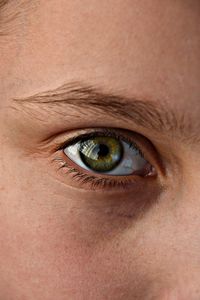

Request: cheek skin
left=0, top=170, right=150, bottom=298
left=0, top=139, right=160, bottom=299
left=1, top=140, right=200, bottom=299
left=0, top=143, right=150, bottom=299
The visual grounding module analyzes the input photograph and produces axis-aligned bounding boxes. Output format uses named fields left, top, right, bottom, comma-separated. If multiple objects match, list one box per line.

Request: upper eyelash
left=55, top=128, right=144, bottom=158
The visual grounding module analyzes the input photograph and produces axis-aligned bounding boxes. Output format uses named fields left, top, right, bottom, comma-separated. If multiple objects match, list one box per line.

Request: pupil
left=98, top=144, right=109, bottom=157
left=79, top=136, right=123, bottom=173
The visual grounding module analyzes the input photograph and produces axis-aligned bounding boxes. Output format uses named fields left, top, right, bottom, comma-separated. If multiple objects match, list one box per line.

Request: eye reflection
left=63, top=135, right=153, bottom=176
left=79, top=136, right=123, bottom=172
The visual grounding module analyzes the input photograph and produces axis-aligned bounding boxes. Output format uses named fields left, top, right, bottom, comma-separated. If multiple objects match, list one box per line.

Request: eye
left=52, top=129, right=159, bottom=190
left=63, top=134, right=153, bottom=177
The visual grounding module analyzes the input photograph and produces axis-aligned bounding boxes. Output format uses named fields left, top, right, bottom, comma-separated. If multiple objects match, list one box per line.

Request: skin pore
left=0, top=0, right=200, bottom=299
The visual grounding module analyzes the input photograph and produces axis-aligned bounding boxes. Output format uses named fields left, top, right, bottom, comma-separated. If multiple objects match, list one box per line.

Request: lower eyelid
left=50, top=157, right=162, bottom=220
left=51, top=151, right=157, bottom=192
left=46, top=143, right=164, bottom=223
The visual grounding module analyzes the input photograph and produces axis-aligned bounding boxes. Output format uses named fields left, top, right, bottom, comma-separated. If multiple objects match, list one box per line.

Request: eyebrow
left=0, top=0, right=8, bottom=8
left=13, top=81, right=198, bottom=144
left=0, top=0, right=36, bottom=37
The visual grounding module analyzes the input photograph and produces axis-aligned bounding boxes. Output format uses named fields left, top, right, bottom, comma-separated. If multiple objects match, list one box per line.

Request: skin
left=0, top=0, right=200, bottom=299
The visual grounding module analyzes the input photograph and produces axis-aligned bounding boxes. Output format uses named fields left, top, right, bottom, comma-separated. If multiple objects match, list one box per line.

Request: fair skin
left=0, top=0, right=200, bottom=299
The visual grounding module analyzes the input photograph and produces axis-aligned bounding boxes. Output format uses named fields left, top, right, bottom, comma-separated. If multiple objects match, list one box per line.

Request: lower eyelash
left=53, top=157, right=138, bottom=190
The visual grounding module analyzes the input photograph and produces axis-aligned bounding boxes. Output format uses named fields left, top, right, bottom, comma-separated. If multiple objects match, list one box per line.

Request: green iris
left=79, top=136, right=124, bottom=172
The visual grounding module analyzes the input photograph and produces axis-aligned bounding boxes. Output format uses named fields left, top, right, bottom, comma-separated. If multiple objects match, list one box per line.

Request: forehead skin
left=0, top=0, right=200, bottom=107
left=0, top=1, right=200, bottom=299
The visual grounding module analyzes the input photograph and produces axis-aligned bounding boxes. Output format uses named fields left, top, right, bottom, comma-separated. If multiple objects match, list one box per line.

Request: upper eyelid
left=55, top=128, right=144, bottom=157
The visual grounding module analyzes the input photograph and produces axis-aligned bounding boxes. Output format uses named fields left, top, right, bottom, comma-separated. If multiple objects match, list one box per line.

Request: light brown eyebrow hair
left=13, top=81, right=199, bottom=144
left=0, top=0, right=36, bottom=37
left=0, top=0, right=21, bottom=37
left=0, top=0, right=8, bottom=9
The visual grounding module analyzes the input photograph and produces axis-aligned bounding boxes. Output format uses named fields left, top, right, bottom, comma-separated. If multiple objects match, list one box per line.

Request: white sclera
left=63, top=140, right=148, bottom=176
